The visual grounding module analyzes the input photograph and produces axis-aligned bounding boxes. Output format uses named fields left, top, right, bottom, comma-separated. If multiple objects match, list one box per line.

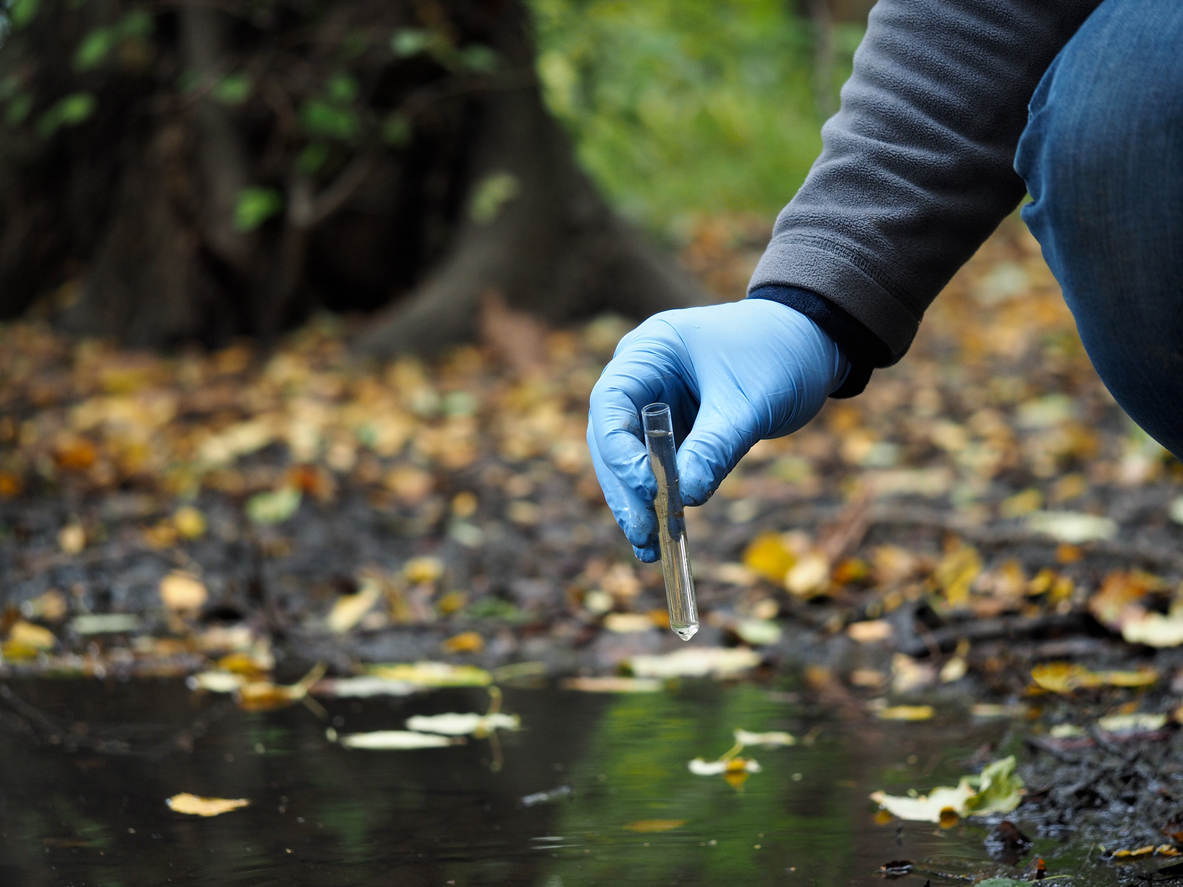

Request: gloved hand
left=587, top=299, right=849, bottom=561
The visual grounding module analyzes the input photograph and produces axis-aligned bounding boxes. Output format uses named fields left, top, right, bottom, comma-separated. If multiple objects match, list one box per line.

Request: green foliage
left=72, top=11, right=154, bottom=71
left=36, top=91, right=94, bottom=137
left=3, top=90, right=30, bottom=125
left=297, top=142, right=330, bottom=176
left=8, top=0, right=40, bottom=29
left=300, top=98, right=359, bottom=141
left=529, top=0, right=862, bottom=231
left=211, top=73, right=252, bottom=106
left=234, top=187, right=284, bottom=232
left=380, top=112, right=411, bottom=147
left=468, top=171, right=520, bottom=224
left=391, top=28, right=498, bottom=74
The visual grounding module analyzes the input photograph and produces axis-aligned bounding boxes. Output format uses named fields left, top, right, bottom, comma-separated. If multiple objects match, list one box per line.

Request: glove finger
left=586, top=419, right=658, bottom=557
left=676, top=404, right=761, bottom=507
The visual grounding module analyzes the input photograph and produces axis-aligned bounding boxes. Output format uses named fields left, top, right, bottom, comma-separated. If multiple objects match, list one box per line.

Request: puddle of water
left=0, top=678, right=1124, bottom=885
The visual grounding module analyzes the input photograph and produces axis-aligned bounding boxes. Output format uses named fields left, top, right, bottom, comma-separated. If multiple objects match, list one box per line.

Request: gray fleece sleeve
left=748, top=0, right=1101, bottom=365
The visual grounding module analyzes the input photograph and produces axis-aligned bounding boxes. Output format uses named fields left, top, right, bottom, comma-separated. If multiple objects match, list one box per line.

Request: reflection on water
left=0, top=678, right=1056, bottom=886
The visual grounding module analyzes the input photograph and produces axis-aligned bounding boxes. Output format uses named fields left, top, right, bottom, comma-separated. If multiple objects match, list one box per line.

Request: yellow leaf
left=7, top=620, right=56, bottom=650
left=326, top=580, right=382, bottom=633
left=742, top=532, right=797, bottom=584
left=173, top=506, right=207, bottom=539
left=559, top=676, right=662, bottom=693
left=877, top=705, right=935, bottom=722
left=166, top=794, right=249, bottom=817
left=235, top=663, right=325, bottom=711
left=403, top=556, right=445, bottom=585
left=159, top=571, right=208, bottom=613
left=367, top=661, right=492, bottom=687
left=629, top=647, right=761, bottom=679
left=1030, top=662, right=1158, bottom=694
left=932, top=544, right=981, bottom=608
left=785, top=551, right=830, bottom=598
left=441, top=631, right=485, bottom=652
left=624, top=819, right=686, bottom=833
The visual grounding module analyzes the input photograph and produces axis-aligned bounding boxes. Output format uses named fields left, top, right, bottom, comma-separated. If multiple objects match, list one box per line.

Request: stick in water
left=642, top=403, right=698, bottom=641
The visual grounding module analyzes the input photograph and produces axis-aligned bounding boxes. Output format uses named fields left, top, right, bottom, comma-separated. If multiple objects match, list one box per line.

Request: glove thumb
left=676, top=407, right=759, bottom=507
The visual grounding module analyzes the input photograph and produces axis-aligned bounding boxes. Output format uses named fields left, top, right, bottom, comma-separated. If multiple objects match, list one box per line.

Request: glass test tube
left=642, top=403, right=698, bottom=641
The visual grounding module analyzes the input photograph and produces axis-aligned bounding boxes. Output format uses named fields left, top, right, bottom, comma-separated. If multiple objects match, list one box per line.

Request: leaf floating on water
left=624, top=819, right=686, bottom=833
left=366, top=661, right=492, bottom=687
left=733, top=729, right=795, bottom=747
left=876, top=705, right=935, bottom=722
left=187, top=671, right=246, bottom=693
left=559, top=676, right=662, bottom=693
left=629, top=647, right=761, bottom=679
left=313, top=676, right=419, bottom=698
left=337, top=730, right=462, bottom=750
left=870, top=756, right=1023, bottom=824
left=236, top=663, right=326, bottom=711
left=519, top=785, right=573, bottom=807
left=166, top=794, right=249, bottom=817
left=688, top=757, right=761, bottom=776
left=405, top=712, right=520, bottom=737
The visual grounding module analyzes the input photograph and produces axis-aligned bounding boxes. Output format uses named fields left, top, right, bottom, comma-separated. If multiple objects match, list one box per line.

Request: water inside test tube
left=642, top=403, right=698, bottom=641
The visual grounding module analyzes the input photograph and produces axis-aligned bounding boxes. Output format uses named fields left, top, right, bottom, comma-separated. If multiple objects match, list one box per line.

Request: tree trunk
left=0, top=0, right=706, bottom=352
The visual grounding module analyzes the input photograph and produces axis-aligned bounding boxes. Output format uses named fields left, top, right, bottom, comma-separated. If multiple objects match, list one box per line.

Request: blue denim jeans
left=1016, top=0, right=1183, bottom=458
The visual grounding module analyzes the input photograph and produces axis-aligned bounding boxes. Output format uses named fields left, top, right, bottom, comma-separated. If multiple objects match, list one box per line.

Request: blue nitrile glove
left=587, top=300, right=849, bottom=561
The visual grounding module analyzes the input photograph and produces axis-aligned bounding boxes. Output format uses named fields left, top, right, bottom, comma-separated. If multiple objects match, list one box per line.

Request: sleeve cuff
left=748, top=285, right=893, bottom=398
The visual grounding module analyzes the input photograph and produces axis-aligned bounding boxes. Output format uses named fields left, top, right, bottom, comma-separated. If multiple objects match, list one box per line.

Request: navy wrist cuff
left=748, top=285, right=892, bottom=398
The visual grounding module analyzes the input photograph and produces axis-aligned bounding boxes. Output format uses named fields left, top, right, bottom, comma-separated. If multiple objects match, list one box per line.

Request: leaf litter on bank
left=870, top=756, right=1024, bottom=825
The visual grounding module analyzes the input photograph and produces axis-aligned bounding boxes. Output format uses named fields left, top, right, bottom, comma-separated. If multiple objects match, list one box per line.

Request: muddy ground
left=3, top=217, right=1183, bottom=870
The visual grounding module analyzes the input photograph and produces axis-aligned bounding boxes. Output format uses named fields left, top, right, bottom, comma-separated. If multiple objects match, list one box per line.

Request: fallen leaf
left=245, top=487, right=301, bottom=524
left=734, top=729, right=795, bottom=747
left=159, top=571, right=208, bottom=613
left=166, top=794, right=249, bottom=817
left=559, top=677, right=662, bottom=693
left=1030, top=662, right=1158, bottom=694
left=326, top=579, right=382, bottom=633
left=336, top=730, right=462, bottom=750
left=742, top=532, right=797, bottom=584
left=870, top=756, right=1023, bottom=823
left=847, top=620, right=893, bottom=643
left=186, top=671, right=246, bottom=694
left=70, top=614, right=143, bottom=635
left=58, top=523, right=86, bottom=554
left=1096, top=712, right=1168, bottom=736
left=312, top=676, right=419, bottom=698
left=366, top=662, right=492, bottom=687
left=688, top=757, right=762, bottom=776
left=733, top=619, right=782, bottom=646
left=624, top=819, right=686, bottom=833
left=784, top=551, right=830, bottom=598
left=7, top=620, right=56, bottom=650
left=603, top=613, right=655, bottom=634
left=629, top=647, right=761, bottom=679
left=877, top=705, right=935, bottom=722
left=236, top=663, right=326, bottom=711
left=1025, top=510, right=1117, bottom=543
left=172, top=506, right=207, bottom=539
left=404, top=712, right=520, bottom=737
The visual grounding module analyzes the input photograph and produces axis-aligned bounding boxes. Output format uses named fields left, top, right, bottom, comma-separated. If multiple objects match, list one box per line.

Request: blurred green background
left=529, top=0, right=865, bottom=236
